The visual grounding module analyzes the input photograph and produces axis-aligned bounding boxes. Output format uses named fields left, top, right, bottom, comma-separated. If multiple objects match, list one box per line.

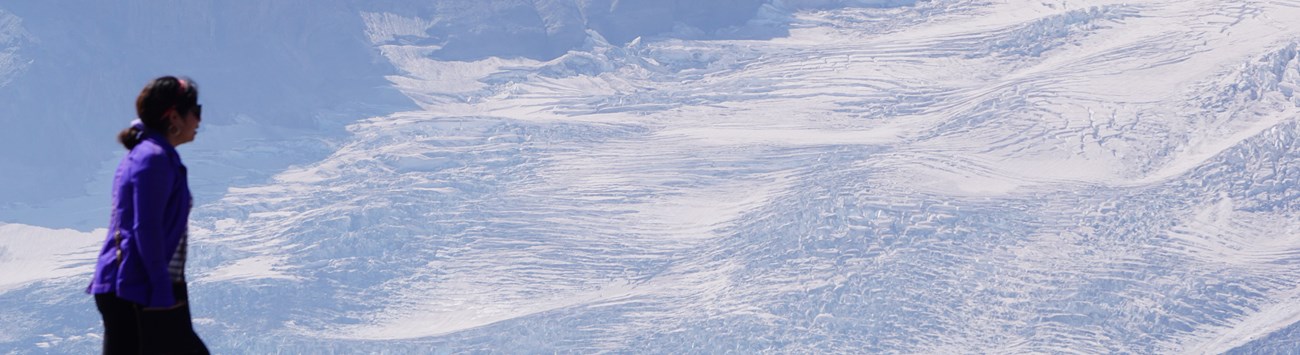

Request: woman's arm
left=130, top=151, right=178, bottom=308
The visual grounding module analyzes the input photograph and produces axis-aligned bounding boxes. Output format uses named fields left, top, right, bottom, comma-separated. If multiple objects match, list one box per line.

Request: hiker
left=87, top=76, right=209, bottom=354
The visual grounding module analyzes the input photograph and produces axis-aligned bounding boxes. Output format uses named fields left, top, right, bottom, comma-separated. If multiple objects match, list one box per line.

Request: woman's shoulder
left=125, top=139, right=177, bottom=169
left=128, top=139, right=166, bottom=158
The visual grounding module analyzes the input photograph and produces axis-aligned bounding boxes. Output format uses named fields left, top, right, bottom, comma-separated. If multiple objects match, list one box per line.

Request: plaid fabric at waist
left=168, top=231, right=188, bottom=283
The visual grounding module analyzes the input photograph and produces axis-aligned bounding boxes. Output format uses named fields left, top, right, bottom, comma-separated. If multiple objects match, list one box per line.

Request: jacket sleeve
left=130, top=152, right=177, bottom=308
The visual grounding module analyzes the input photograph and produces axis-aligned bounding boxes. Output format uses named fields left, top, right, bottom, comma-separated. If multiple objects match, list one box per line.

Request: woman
left=87, top=76, right=208, bottom=354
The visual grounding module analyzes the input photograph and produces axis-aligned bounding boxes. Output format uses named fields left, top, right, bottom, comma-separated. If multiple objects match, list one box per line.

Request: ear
left=164, top=110, right=183, bottom=125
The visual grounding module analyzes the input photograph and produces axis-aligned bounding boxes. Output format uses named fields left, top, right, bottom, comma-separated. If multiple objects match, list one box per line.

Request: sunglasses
left=187, top=104, right=202, bottom=121
left=164, top=104, right=202, bottom=121
left=174, top=78, right=200, bottom=119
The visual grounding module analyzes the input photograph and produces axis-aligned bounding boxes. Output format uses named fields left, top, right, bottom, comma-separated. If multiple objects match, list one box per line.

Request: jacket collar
left=140, top=129, right=180, bottom=159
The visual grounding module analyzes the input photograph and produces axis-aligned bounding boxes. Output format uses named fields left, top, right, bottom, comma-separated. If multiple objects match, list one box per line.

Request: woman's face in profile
left=171, top=105, right=201, bottom=146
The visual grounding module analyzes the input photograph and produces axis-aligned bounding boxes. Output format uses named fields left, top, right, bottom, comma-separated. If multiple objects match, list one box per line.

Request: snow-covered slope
left=3, top=0, right=1300, bottom=353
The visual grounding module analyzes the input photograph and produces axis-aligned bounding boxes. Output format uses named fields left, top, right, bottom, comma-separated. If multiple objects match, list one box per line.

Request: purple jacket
left=87, top=130, right=192, bottom=308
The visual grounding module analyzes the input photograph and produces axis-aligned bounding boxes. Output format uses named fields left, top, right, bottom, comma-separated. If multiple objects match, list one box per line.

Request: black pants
left=94, top=282, right=209, bottom=355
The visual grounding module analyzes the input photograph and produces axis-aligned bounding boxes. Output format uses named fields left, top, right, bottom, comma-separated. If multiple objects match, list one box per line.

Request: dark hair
left=117, top=76, right=200, bottom=149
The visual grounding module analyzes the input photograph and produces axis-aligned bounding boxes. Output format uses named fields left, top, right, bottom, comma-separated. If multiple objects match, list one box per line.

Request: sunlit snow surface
left=4, top=0, right=1300, bottom=353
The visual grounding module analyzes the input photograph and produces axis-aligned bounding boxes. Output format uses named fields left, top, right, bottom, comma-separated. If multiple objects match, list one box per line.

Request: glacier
left=2, top=0, right=1300, bottom=353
